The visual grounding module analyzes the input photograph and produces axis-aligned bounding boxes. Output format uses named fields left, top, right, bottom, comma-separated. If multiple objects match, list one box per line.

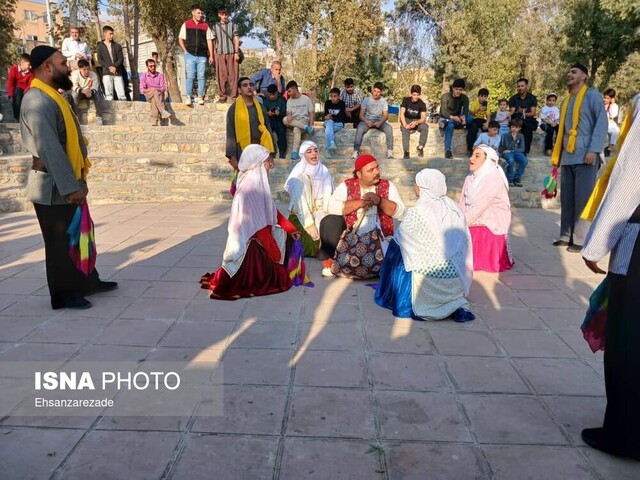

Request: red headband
left=354, top=154, right=377, bottom=171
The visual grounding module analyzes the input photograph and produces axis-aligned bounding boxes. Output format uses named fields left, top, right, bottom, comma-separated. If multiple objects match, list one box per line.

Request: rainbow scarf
left=67, top=203, right=97, bottom=276
left=287, top=238, right=314, bottom=287
left=551, top=84, right=588, bottom=167
left=581, top=106, right=635, bottom=220
left=581, top=276, right=609, bottom=353
left=541, top=166, right=558, bottom=199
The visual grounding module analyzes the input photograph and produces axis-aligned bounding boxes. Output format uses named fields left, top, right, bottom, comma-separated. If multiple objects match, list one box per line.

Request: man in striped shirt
left=340, top=78, right=363, bottom=128
left=211, top=7, right=240, bottom=103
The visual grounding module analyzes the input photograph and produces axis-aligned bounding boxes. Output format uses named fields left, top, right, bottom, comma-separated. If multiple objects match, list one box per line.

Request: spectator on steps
left=70, top=59, right=104, bottom=125
left=7, top=53, right=34, bottom=120
left=139, top=58, right=171, bottom=126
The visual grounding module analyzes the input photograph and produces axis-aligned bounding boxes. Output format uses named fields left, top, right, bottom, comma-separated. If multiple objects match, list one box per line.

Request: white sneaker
left=197, top=97, right=205, bottom=105
left=351, top=150, right=359, bottom=159
left=95, top=117, right=103, bottom=125
left=160, top=110, right=171, bottom=119
left=387, top=149, right=395, bottom=159
left=321, top=267, right=334, bottom=277
left=184, top=96, right=192, bottom=105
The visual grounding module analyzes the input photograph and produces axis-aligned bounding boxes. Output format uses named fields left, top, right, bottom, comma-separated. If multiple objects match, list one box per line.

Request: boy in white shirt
left=539, top=93, right=560, bottom=155
left=70, top=59, right=103, bottom=124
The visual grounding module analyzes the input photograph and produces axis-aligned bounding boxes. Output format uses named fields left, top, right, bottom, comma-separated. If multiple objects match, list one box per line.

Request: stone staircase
left=0, top=100, right=559, bottom=212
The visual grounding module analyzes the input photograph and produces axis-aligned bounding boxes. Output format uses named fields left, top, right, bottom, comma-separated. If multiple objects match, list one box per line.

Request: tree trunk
left=165, top=48, right=182, bottom=102
left=91, top=0, right=102, bottom=41
left=121, top=0, right=140, bottom=100
left=275, top=32, right=283, bottom=61
left=69, top=0, right=78, bottom=28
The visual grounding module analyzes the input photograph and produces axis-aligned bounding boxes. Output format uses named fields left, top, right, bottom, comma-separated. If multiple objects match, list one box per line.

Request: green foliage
left=203, top=0, right=253, bottom=36
left=609, top=51, right=640, bottom=104
left=239, top=56, right=263, bottom=78
left=0, top=0, right=19, bottom=70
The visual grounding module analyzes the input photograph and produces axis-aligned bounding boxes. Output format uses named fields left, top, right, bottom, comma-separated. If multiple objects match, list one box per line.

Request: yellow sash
left=551, top=84, right=588, bottom=167
left=581, top=107, right=635, bottom=220
left=30, top=78, right=91, bottom=180
left=233, top=97, right=274, bottom=153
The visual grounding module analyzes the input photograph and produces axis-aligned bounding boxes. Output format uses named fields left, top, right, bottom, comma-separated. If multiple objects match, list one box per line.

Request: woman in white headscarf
left=284, top=140, right=334, bottom=257
left=201, top=145, right=305, bottom=300
left=375, top=169, right=475, bottom=321
left=459, top=144, right=514, bottom=272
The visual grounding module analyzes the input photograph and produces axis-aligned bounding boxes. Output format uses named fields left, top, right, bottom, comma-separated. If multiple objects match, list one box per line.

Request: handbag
left=330, top=210, right=385, bottom=279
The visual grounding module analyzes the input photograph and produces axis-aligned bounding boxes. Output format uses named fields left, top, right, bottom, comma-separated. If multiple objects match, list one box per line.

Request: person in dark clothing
left=263, top=84, right=288, bottom=158
left=508, top=78, right=538, bottom=154
left=399, top=84, right=428, bottom=159
left=96, top=25, right=126, bottom=101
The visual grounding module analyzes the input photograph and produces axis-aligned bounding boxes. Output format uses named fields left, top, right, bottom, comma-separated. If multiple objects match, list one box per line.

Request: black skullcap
left=571, top=63, right=589, bottom=76
left=30, top=45, right=58, bottom=71
left=452, top=78, right=466, bottom=89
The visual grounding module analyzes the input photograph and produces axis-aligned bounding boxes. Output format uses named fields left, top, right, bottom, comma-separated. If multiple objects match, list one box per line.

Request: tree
left=249, top=0, right=308, bottom=59
left=121, top=0, right=141, bottom=99
left=0, top=0, right=18, bottom=71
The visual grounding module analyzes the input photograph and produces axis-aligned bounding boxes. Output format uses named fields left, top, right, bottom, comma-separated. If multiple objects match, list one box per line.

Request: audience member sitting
left=339, top=78, right=363, bottom=128
left=139, top=58, right=171, bottom=126
left=283, top=80, right=315, bottom=160
left=251, top=61, right=285, bottom=97
left=284, top=141, right=334, bottom=257
left=71, top=59, right=104, bottom=125
left=7, top=53, right=34, bottom=120
left=539, top=92, right=560, bottom=155
left=324, top=87, right=347, bottom=158
left=375, top=169, right=475, bottom=322
left=459, top=145, right=514, bottom=272
left=399, top=84, right=429, bottom=159
left=603, top=88, right=620, bottom=156
left=352, top=82, right=394, bottom=160
left=467, top=88, right=491, bottom=154
left=263, top=84, right=287, bottom=158
left=474, top=120, right=501, bottom=153
left=200, top=145, right=305, bottom=300
left=439, top=78, right=470, bottom=158
left=495, top=98, right=511, bottom=136
left=508, top=77, right=538, bottom=154
left=499, top=118, right=528, bottom=187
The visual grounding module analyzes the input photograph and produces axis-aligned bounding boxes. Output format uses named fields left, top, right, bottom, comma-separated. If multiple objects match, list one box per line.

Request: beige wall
left=13, top=0, right=63, bottom=50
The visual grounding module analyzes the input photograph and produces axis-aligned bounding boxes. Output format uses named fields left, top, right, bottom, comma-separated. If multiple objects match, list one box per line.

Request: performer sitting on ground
left=319, top=154, right=405, bottom=278
left=200, top=145, right=306, bottom=300
left=284, top=141, right=334, bottom=257
left=375, top=169, right=475, bottom=322
left=459, top=145, right=514, bottom=272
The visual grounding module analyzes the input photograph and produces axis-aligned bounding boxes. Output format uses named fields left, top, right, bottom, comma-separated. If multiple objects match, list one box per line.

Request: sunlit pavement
left=0, top=202, right=637, bottom=479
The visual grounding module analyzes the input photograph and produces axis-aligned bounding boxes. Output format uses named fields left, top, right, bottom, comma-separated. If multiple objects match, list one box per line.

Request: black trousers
left=346, top=107, right=361, bottom=128
left=34, top=204, right=101, bottom=308
left=318, top=214, right=347, bottom=260
left=466, top=118, right=486, bottom=151
left=269, top=118, right=287, bottom=156
left=602, top=231, right=640, bottom=454
left=11, top=88, right=25, bottom=119
left=540, top=123, right=558, bottom=152
left=521, top=119, right=537, bottom=154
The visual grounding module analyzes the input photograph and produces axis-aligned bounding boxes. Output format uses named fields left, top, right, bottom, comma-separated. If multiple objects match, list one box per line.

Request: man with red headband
left=318, top=154, right=405, bottom=278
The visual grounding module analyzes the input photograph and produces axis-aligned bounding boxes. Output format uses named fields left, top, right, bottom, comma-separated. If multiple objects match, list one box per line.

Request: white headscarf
left=464, top=144, right=508, bottom=205
left=395, top=169, right=473, bottom=294
left=284, top=141, right=332, bottom=198
left=222, top=145, right=279, bottom=277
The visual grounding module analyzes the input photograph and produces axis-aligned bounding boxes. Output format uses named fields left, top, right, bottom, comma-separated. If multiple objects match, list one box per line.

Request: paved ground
left=0, top=202, right=638, bottom=480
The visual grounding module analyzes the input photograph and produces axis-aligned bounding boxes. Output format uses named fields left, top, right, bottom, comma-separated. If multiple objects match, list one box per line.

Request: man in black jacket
left=96, top=25, right=127, bottom=101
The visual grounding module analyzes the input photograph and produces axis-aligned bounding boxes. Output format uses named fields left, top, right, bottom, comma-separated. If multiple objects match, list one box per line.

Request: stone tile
left=386, top=443, right=489, bottom=480
left=95, top=279, right=152, bottom=298
left=0, top=342, right=81, bottom=364
left=142, top=347, right=222, bottom=383
left=542, top=396, right=607, bottom=446
left=280, top=438, right=384, bottom=480
left=294, top=350, right=368, bottom=388
left=243, top=299, right=303, bottom=322
left=499, top=274, right=556, bottom=291
left=303, top=302, right=361, bottom=323
left=71, top=344, right=152, bottom=363
left=0, top=294, right=20, bottom=312
left=159, top=321, right=236, bottom=349
left=580, top=447, right=640, bottom=480
left=298, top=323, right=364, bottom=351
left=58, top=430, right=180, bottom=479
left=140, top=281, right=199, bottom=299
left=0, top=315, right=49, bottom=342
left=365, top=323, right=434, bottom=354
left=304, top=280, right=359, bottom=303
left=516, top=289, right=581, bottom=308
left=112, top=266, right=171, bottom=281
left=163, top=267, right=211, bottom=282
left=288, top=387, right=375, bottom=438
left=515, top=358, right=606, bottom=396
left=119, top=298, right=191, bottom=320
left=482, top=445, right=596, bottom=480
left=92, top=319, right=172, bottom=347
left=221, top=348, right=292, bottom=385
left=171, top=434, right=278, bottom=480
left=0, top=277, right=47, bottom=294
left=180, top=298, right=246, bottom=322
left=474, top=306, right=546, bottom=330
left=0, top=296, right=59, bottom=317
left=536, top=308, right=585, bottom=331
left=192, top=385, right=287, bottom=435
left=493, top=330, right=577, bottom=358
left=467, top=282, right=526, bottom=308
left=131, top=253, right=184, bottom=268
left=12, top=263, right=47, bottom=279
left=22, top=316, right=110, bottom=344
left=369, top=353, right=450, bottom=392
left=445, top=356, right=530, bottom=394
left=0, top=428, right=84, bottom=479
left=430, top=330, right=503, bottom=357
left=61, top=295, right=135, bottom=319
left=556, top=330, right=604, bottom=360
left=460, top=394, right=568, bottom=445
left=377, top=391, right=471, bottom=442
left=230, top=322, right=297, bottom=350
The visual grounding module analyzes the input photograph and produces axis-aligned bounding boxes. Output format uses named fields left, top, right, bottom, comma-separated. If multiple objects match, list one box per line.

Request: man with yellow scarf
left=551, top=64, right=608, bottom=253
left=20, top=46, right=117, bottom=310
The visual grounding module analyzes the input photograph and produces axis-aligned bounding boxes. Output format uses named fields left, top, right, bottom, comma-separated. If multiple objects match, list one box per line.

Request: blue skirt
left=374, top=240, right=421, bottom=320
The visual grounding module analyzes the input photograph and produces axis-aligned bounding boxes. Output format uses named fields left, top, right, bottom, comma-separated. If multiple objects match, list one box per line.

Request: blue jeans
left=499, top=125, right=510, bottom=137
left=324, top=120, right=344, bottom=147
left=184, top=52, right=207, bottom=98
left=442, top=115, right=473, bottom=152
left=503, top=151, right=528, bottom=181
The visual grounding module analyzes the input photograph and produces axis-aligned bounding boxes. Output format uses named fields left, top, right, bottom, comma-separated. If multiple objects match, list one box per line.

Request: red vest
left=344, top=178, right=394, bottom=237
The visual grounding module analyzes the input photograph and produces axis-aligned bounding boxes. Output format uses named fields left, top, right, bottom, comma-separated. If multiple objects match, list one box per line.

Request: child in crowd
left=324, top=87, right=347, bottom=158
left=467, top=88, right=491, bottom=154
left=539, top=93, right=560, bottom=155
left=474, top=120, right=501, bottom=153
left=499, top=118, right=528, bottom=187
left=263, top=84, right=288, bottom=158
left=494, top=99, right=511, bottom=137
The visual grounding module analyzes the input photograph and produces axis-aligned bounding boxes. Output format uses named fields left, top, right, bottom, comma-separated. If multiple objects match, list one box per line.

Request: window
left=26, top=35, right=38, bottom=42
left=23, top=10, right=39, bottom=22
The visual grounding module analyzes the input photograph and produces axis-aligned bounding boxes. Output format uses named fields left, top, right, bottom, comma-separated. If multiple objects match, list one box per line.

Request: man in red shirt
left=7, top=53, right=34, bottom=120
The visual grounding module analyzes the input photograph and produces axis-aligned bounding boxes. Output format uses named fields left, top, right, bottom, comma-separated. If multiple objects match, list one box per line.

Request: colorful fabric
left=541, top=166, right=558, bottom=199
left=551, top=84, right=588, bottom=166
left=66, top=203, right=97, bottom=276
left=31, top=78, right=90, bottom=180
left=287, top=238, right=314, bottom=287
left=289, top=214, right=319, bottom=258
left=331, top=223, right=385, bottom=279
left=229, top=169, right=238, bottom=197
left=234, top=97, right=274, bottom=153
left=581, top=276, right=609, bottom=353
left=469, top=225, right=513, bottom=272
left=344, top=178, right=394, bottom=237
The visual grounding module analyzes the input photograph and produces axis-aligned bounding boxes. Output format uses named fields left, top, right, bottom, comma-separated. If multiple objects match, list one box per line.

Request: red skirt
left=469, top=226, right=514, bottom=273
left=200, top=239, right=292, bottom=300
